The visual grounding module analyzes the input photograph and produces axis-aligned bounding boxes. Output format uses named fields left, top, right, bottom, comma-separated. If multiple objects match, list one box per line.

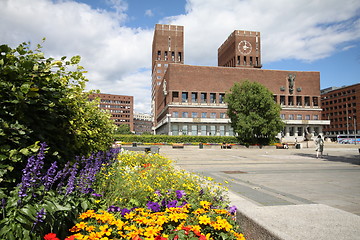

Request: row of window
left=172, top=112, right=227, bottom=119
left=322, top=89, right=356, bottom=99
left=157, top=50, right=182, bottom=62
left=171, top=124, right=234, bottom=136
left=326, top=117, right=356, bottom=122
left=99, top=104, right=132, bottom=109
left=325, top=123, right=355, bottom=129
left=114, top=119, right=130, bottom=122
left=280, top=114, right=319, bottom=120
left=100, top=99, right=131, bottom=104
left=224, top=56, right=260, bottom=67
left=322, top=96, right=356, bottom=105
left=112, top=114, right=131, bottom=118
left=275, top=95, right=319, bottom=107
left=284, top=126, right=320, bottom=137
left=172, top=92, right=226, bottom=104
left=323, top=103, right=356, bottom=112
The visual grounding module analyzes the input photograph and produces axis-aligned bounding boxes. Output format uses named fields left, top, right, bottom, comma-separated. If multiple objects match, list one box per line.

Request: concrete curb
left=229, top=192, right=360, bottom=240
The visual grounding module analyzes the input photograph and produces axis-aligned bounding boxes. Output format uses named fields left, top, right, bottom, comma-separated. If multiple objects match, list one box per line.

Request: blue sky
left=1, top=0, right=359, bottom=113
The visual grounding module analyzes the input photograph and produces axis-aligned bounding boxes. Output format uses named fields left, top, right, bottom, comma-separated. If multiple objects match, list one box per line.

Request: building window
left=210, top=125, right=216, bottom=136
left=219, top=125, right=225, bottom=136
left=172, top=91, right=179, bottom=101
left=305, top=96, right=310, bottom=106
left=201, top=93, right=207, bottom=103
left=237, top=56, right=240, bottom=65
left=289, top=127, right=294, bottom=136
left=289, top=114, right=294, bottom=120
left=296, top=96, right=302, bottom=106
left=219, top=93, right=225, bottom=103
left=157, top=63, right=161, bottom=67
left=313, top=97, right=319, bottom=106
left=191, top=92, right=198, bottom=103
left=172, top=124, right=179, bottom=135
left=210, top=113, right=216, bottom=118
left=297, top=127, right=303, bottom=136
left=288, top=96, right=294, bottom=106
left=201, top=125, right=207, bottom=136
left=182, top=92, right=188, bottom=102
left=201, top=112, right=207, bottom=118
left=220, top=113, right=226, bottom=118
left=191, top=125, right=197, bottom=136
left=280, top=95, right=285, bottom=105
left=171, top=51, right=175, bottom=61
left=280, top=114, right=285, bottom=119
left=178, top=52, right=182, bottom=62
left=305, top=115, right=310, bottom=120
left=297, top=114, right=302, bottom=120
left=182, top=125, right=188, bottom=135
left=210, top=93, right=216, bottom=103
left=192, top=112, right=198, bottom=118
left=173, top=112, right=178, bottom=118
left=157, top=50, right=161, bottom=60
left=164, top=51, right=168, bottom=60
left=313, top=115, right=319, bottom=120
left=243, top=56, right=246, bottom=65
left=182, top=112, right=188, bottom=118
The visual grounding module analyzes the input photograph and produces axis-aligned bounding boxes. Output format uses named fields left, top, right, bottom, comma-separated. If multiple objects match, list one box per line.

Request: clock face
left=238, top=40, right=252, bottom=55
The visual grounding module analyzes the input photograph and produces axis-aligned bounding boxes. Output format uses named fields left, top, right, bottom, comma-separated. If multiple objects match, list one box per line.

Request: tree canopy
left=225, top=80, right=284, bottom=145
left=0, top=41, right=116, bottom=193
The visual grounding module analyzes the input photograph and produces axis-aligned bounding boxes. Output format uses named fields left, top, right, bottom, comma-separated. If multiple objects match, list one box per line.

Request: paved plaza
left=159, top=143, right=360, bottom=216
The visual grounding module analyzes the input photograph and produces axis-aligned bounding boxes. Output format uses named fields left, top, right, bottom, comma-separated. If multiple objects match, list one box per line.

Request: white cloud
left=1, top=0, right=359, bottom=113
left=167, top=0, right=360, bottom=65
left=0, top=0, right=153, bottom=113
left=145, top=9, right=154, bottom=17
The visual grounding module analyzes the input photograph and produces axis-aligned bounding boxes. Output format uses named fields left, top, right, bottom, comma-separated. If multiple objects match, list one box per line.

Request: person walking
left=315, top=135, right=324, bottom=158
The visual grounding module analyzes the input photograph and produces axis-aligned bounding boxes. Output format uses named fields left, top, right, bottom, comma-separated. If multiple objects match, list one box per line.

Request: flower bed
left=1, top=146, right=246, bottom=240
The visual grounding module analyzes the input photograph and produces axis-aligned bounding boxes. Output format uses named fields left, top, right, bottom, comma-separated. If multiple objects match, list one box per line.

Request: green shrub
left=114, top=134, right=238, bottom=144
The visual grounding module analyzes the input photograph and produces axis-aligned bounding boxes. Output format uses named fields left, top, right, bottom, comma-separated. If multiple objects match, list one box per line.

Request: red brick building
left=152, top=24, right=329, bottom=142
left=88, top=93, right=134, bottom=131
left=321, top=83, right=359, bottom=140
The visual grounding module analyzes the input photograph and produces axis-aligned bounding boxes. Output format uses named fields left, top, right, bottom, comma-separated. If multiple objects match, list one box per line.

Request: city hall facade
left=152, top=24, right=329, bottom=142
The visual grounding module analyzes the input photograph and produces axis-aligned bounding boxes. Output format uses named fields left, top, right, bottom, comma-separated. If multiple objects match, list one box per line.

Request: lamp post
left=354, top=116, right=357, bottom=145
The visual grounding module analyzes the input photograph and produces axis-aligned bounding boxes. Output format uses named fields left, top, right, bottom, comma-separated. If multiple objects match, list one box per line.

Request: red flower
left=155, top=236, right=167, bottom=240
left=44, top=233, right=60, bottom=240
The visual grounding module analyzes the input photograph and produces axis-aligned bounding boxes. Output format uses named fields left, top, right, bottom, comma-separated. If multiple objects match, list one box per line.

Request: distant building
left=134, top=112, right=153, bottom=134
left=88, top=93, right=134, bottom=131
left=321, top=83, right=359, bottom=139
left=152, top=24, right=329, bottom=142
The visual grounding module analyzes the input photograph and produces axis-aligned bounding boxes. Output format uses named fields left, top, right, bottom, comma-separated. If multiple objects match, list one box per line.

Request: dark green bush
left=114, top=134, right=238, bottom=144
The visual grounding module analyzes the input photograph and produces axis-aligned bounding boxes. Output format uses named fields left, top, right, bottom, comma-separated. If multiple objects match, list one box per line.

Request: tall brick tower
left=218, top=30, right=261, bottom=68
left=151, top=24, right=184, bottom=118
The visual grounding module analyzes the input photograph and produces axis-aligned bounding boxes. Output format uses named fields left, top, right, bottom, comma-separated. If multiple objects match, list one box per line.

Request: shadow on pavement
left=295, top=153, right=360, bottom=165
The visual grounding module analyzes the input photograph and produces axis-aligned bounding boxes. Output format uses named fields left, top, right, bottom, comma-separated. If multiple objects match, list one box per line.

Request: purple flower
left=175, top=190, right=186, bottom=199
left=229, top=205, right=237, bottom=215
left=18, top=143, right=47, bottom=198
left=65, top=162, right=78, bottom=195
left=108, top=205, right=121, bottom=212
left=91, top=193, right=102, bottom=197
left=154, top=190, right=162, bottom=196
left=166, top=200, right=178, bottom=208
left=33, top=208, right=46, bottom=230
left=199, top=189, right=204, bottom=196
left=147, top=201, right=161, bottom=212
left=42, top=161, right=58, bottom=191
left=120, top=208, right=131, bottom=216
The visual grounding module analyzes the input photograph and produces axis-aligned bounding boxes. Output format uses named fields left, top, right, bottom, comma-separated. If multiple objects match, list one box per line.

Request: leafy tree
left=115, top=124, right=133, bottom=135
left=0, top=41, right=116, bottom=194
left=225, top=80, right=284, bottom=145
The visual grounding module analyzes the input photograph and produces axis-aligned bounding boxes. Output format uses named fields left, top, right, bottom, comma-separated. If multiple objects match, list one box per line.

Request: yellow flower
left=144, top=226, right=159, bottom=238
left=198, top=215, right=211, bottom=225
